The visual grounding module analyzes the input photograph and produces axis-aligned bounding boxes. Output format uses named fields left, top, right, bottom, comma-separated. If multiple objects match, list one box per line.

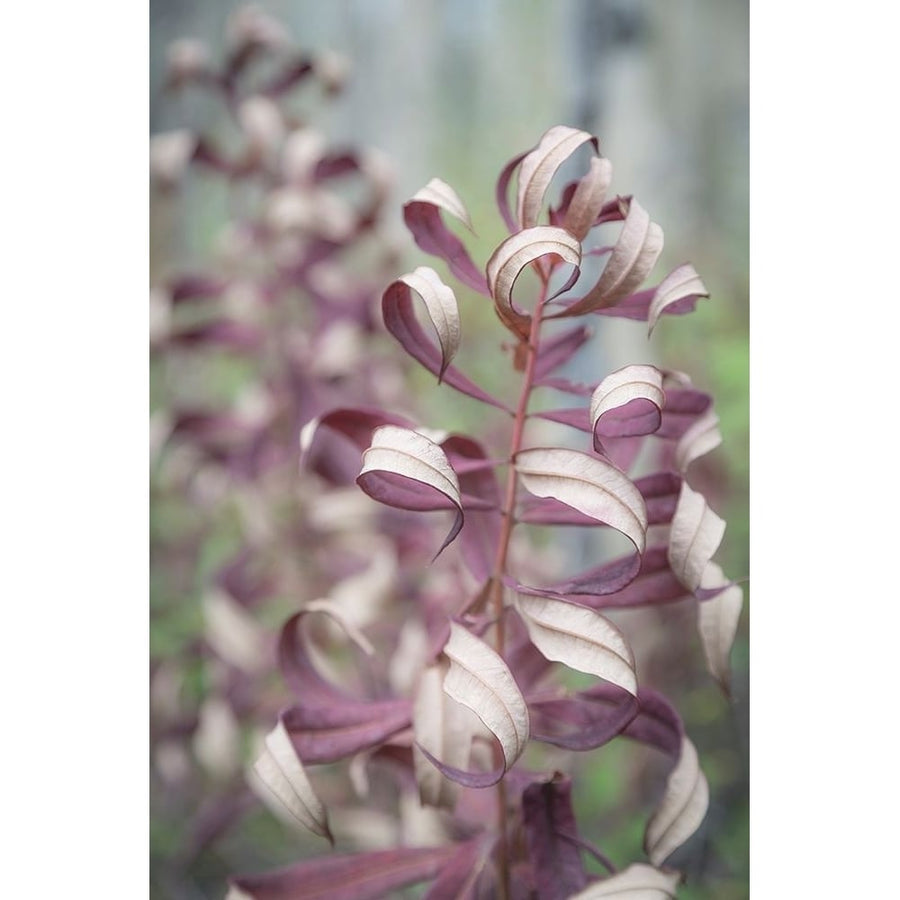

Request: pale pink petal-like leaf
left=521, top=777, right=589, bottom=899
left=591, top=364, right=665, bottom=448
left=403, top=179, right=488, bottom=295
left=384, top=266, right=460, bottom=381
left=486, top=226, right=582, bottom=339
left=413, top=661, right=471, bottom=808
left=668, top=482, right=726, bottom=592
left=696, top=562, right=744, bottom=694
left=516, top=125, right=597, bottom=228
left=552, top=199, right=664, bottom=318
left=252, top=720, right=332, bottom=842
left=568, top=863, right=681, bottom=899
left=441, top=622, right=530, bottom=771
left=357, top=425, right=464, bottom=556
left=514, top=593, right=637, bottom=695
left=644, top=736, right=709, bottom=867
left=648, top=263, right=709, bottom=335
left=228, top=843, right=463, bottom=900
left=299, top=407, right=413, bottom=470
left=515, top=447, right=647, bottom=554
left=675, top=409, right=722, bottom=472
left=563, top=156, right=613, bottom=240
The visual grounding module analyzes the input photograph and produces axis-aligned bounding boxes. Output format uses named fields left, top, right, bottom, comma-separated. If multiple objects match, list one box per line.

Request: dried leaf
left=645, top=736, right=709, bottom=866
left=357, top=425, right=464, bottom=556
left=384, top=266, right=460, bottom=381
left=590, top=365, right=665, bottom=448
left=229, top=843, right=463, bottom=900
left=696, top=562, right=744, bottom=693
left=515, top=447, right=647, bottom=554
left=521, top=777, right=589, bottom=899
left=486, top=226, right=582, bottom=339
left=563, top=156, right=614, bottom=240
left=648, top=263, right=709, bottom=335
left=516, top=125, right=597, bottom=228
left=675, top=409, right=722, bottom=472
left=404, top=179, right=488, bottom=295
left=413, top=661, right=471, bottom=808
left=568, top=863, right=680, bottom=899
left=442, top=622, right=530, bottom=772
left=252, top=720, right=332, bottom=842
left=515, top=593, right=637, bottom=695
left=553, top=199, right=663, bottom=317
left=668, top=483, right=726, bottom=592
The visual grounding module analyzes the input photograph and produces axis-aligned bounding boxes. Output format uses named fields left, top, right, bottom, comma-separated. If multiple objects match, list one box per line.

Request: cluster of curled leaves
left=231, top=125, right=744, bottom=899
left=149, top=6, right=439, bottom=883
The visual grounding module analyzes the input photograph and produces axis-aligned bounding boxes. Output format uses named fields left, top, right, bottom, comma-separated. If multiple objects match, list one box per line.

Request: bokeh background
left=150, top=2, right=748, bottom=897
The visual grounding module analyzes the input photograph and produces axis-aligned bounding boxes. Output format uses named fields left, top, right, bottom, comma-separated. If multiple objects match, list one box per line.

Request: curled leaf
left=668, top=483, right=726, bottom=592
left=413, top=661, right=471, bottom=808
left=441, top=622, right=530, bottom=772
left=569, top=863, right=681, bottom=899
left=384, top=266, right=460, bottom=381
left=648, top=263, right=709, bottom=335
left=590, top=364, right=665, bottom=448
left=552, top=198, right=664, bottom=317
left=697, top=562, right=744, bottom=693
left=357, top=425, right=464, bottom=557
left=252, top=720, right=332, bottom=842
left=645, top=736, right=709, bottom=866
left=403, top=179, right=488, bottom=295
left=675, top=409, right=722, bottom=472
left=515, top=447, right=647, bottom=554
left=486, top=226, right=582, bottom=339
left=516, top=125, right=598, bottom=228
left=563, top=156, right=614, bottom=240
left=514, top=593, right=637, bottom=695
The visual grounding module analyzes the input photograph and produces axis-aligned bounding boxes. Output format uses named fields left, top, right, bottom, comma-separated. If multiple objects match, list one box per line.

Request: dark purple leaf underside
left=495, top=150, right=528, bottom=233
left=522, top=778, right=589, bottom=899
left=529, top=684, right=639, bottom=751
left=533, top=325, right=593, bottom=381
left=229, top=843, right=462, bottom=900
left=382, top=281, right=509, bottom=410
left=403, top=201, right=489, bottom=295
left=282, top=702, right=411, bottom=763
left=422, top=837, right=488, bottom=900
left=416, top=743, right=505, bottom=788
left=169, top=319, right=264, bottom=352
left=443, top=435, right=503, bottom=581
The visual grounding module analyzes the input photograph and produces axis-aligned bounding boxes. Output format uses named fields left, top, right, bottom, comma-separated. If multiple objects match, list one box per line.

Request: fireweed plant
left=150, top=8, right=420, bottom=887
left=227, top=125, right=744, bottom=899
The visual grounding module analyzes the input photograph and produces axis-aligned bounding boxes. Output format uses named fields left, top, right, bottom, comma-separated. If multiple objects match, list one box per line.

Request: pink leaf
left=648, top=263, right=709, bottom=335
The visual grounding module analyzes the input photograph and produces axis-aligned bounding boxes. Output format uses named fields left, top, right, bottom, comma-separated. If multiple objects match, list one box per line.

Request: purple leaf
left=229, top=843, right=463, bottom=900
left=422, top=838, right=492, bottom=900
left=521, top=776, right=589, bottom=899
left=403, top=181, right=489, bottom=295
left=533, top=325, right=594, bottom=381
left=495, top=150, right=528, bottom=233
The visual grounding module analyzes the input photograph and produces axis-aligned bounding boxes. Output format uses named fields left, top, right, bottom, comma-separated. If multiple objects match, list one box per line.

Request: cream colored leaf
left=360, top=425, right=461, bottom=509
left=564, top=156, right=614, bottom=240
left=569, top=863, right=681, bottom=899
left=516, top=125, right=596, bottom=228
left=645, top=736, right=709, bottom=866
left=413, top=661, right=471, bottom=808
left=648, top=263, right=709, bottom=335
left=252, top=720, right=332, bottom=841
left=202, top=587, right=267, bottom=674
left=697, top=562, right=744, bottom=692
left=442, top=622, right=530, bottom=769
left=396, top=266, right=462, bottom=376
left=675, top=409, right=722, bottom=473
left=515, top=447, right=647, bottom=553
left=668, top=483, right=726, bottom=592
left=411, top=177, right=475, bottom=231
left=590, top=364, right=665, bottom=433
left=486, top=226, right=582, bottom=337
left=515, top=592, right=637, bottom=695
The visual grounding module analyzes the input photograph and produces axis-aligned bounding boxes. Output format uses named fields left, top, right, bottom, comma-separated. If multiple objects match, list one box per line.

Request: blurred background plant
left=150, top=3, right=747, bottom=898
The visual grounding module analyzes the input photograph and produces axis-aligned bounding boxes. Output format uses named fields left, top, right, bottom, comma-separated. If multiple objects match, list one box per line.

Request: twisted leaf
left=696, top=562, right=744, bottom=693
left=648, top=263, right=709, bottom=334
left=569, top=864, right=680, bottom=899
left=668, top=482, right=726, bottom=592
left=591, top=364, right=665, bottom=449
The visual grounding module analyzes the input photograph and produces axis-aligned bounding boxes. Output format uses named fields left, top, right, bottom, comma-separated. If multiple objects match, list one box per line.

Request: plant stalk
left=488, top=272, right=550, bottom=900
